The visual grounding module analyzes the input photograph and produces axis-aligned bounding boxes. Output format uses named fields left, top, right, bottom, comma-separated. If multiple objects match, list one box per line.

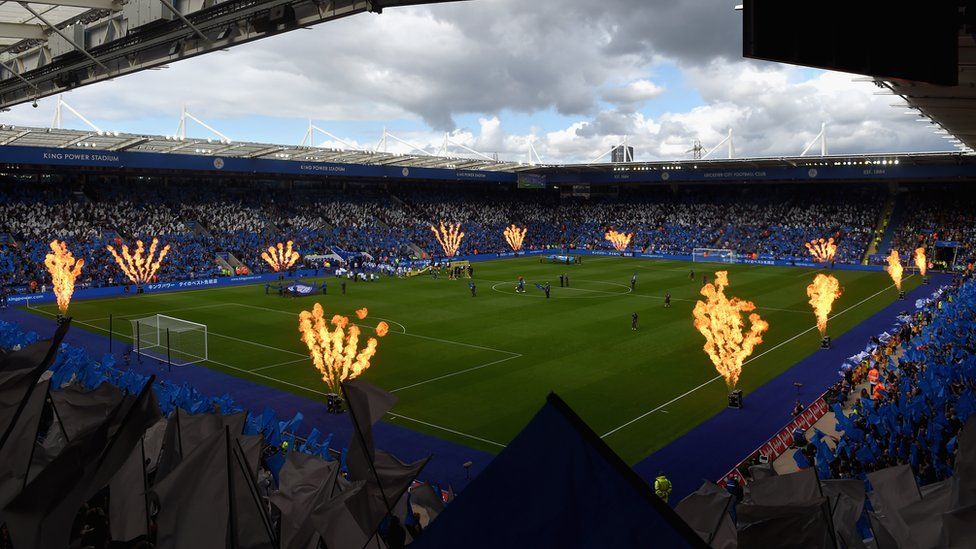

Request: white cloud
left=601, top=79, right=666, bottom=109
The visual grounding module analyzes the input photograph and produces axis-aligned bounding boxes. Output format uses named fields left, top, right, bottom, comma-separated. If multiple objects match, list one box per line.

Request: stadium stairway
left=188, top=219, right=213, bottom=239
left=632, top=272, right=951, bottom=504
left=865, top=193, right=901, bottom=261
left=0, top=307, right=494, bottom=492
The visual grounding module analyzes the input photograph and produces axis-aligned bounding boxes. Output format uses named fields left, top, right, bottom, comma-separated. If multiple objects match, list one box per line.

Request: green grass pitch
left=25, top=257, right=919, bottom=464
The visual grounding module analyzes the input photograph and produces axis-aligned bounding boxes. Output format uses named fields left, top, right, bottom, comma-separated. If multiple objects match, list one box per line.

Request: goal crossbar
left=692, top=248, right=736, bottom=264
left=130, top=314, right=208, bottom=366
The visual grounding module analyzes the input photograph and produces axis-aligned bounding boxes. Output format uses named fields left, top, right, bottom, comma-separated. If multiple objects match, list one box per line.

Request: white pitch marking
left=31, top=306, right=306, bottom=359
left=373, top=317, right=407, bottom=334
left=250, top=357, right=310, bottom=372
left=78, top=303, right=230, bottom=324
left=230, top=302, right=519, bottom=356
left=385, top=412, right=506, bottom=448
left=206, top=357, right=507, bottom=448
left=207, top=331, right=308, bottom=358
left=31, top=302, right=512, bottom=449
left=390, top=354, right=523, bottom=393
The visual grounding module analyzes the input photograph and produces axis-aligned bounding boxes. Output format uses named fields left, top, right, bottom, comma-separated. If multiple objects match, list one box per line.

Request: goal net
left=692, top=248, right=736, bottom=264
left=130, top=314, right=208, bottom=366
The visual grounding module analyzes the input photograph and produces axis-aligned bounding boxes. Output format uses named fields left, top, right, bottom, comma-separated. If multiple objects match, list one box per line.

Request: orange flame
left=805, top=237, right=838, bottom=263
left=604, top=230, right=633, bottom=252
left=692, top=271, right=769, bottom=389
left=431, top=221, right=464, bottom=257
left=914, top=247, right=927, bottom=277
left=356, top=308, right=368, bottom=320
left=503, top=225, right=527, bottom=252
left=299, top=304, right=383, bottom=394
left=376, top=321, right=390, bottom=337
left=106, top=238, right=171, bottom=284
left=261, top=241, right=301, bottom=272
left=806, top=274, right=842, bottom=336
left=44, top=240, right=84, bottom=314
left=886, top=250, right=903, bottom=291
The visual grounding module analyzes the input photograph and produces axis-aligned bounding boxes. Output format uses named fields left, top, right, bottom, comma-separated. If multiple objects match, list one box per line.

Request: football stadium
left=1, top=1, right=975, bottom=548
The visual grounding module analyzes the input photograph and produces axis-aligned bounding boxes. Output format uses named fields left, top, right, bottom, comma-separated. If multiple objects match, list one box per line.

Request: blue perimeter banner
left=7, top=269, right=320, bottom=306
left=10, top=252, right=887, bottom=307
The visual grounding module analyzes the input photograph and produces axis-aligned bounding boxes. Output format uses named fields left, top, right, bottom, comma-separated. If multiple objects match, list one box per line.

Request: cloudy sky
left=2, top=0, right=954, bottom=162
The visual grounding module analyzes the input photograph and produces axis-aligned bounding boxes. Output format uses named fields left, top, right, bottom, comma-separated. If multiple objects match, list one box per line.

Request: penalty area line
left=390, top=354, right=523, bottom=393
left=207, top=357, right=507, bottom=448
left=249, top=357, right=309, bottom=372
left=30, top=306, right=507, bottom=449
left=600, top=275, right=913, bottom=439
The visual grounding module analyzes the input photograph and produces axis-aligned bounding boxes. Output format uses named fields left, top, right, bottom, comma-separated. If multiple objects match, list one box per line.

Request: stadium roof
left=877, top=33, right=976, bottom=154
left=0, top=0, right=464, bottom=109
left=0, top=124, right=528, bottom=171
left=539, top=150, right=974, bottom=174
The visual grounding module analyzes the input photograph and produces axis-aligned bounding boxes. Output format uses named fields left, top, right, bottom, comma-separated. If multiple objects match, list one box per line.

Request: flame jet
left=431, top=221, right=464, bottom=257
left=806, top=274, right=842, bottom=336
left=805, top=237, right=838, bottom=263
left=262, top=241, right=301, bottom=272
left=106, top=238, right=171, bottom=284
left=886, top=250, right=903, bottom=291
left=914, top=247, right=927, bottom=277
left=298, top=304, right=388, bottom=394
left=692, top=271, right=769, bottom=389
left=504, top=225, right=527, bottom=252
left=604, top=230, right=633, bottom=252
left=44, top=240, right=84, bottom=313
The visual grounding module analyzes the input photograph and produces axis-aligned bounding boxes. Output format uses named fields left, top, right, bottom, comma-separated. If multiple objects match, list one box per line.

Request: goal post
left=130, top=314, right=208, bottom=366
left=692, top=248, right=736, bottom=264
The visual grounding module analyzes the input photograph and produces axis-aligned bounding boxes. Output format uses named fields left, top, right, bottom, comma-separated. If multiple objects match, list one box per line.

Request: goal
left=130, top=314, right=208, bottom=366
left=692, top=248, right=736, bottom=264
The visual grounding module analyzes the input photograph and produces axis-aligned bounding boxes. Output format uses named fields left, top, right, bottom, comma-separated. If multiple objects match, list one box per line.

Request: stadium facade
left=1, top=124, right=975, bottom=185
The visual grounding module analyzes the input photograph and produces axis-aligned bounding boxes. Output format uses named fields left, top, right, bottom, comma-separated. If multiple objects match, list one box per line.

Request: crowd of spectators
left=0, top=179, right=964, bottom=292
left=791, top=273, right=976, bottom=489
left=889, top=187, right=976, bottom=269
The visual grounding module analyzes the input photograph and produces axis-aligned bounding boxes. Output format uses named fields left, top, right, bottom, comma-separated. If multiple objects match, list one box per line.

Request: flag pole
left=225, top=426, right=240, bottom=549
left=47, top=392, right=70, bottom=444
left=93, top=375, right=156, bottom=473
left=232, top=437, right=278, bottom=546
left=20, top=383, right=49, bottom=492
left=812, top=464, right=839, bottom=549
left=140, top=437, right=151, bottom=538
left=340, top=381, right=395, bottom=515
left=175, top=408, right=184, bottom=458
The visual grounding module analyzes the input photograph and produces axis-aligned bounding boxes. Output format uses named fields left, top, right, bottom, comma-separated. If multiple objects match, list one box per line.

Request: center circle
left=490, top=279, right=633, bottom=299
